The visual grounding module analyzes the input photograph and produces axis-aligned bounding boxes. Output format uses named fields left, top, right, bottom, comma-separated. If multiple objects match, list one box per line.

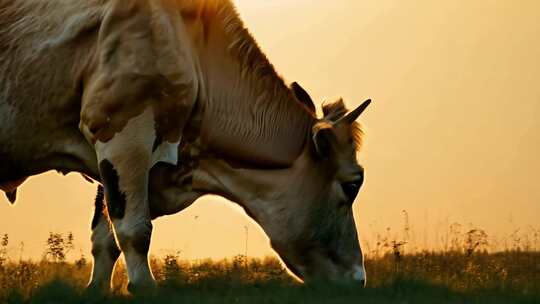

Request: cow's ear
left=312, top=123, right=336, bottom=158
left=5, top=190, right=17, bottom=204
left=292, top=82, right=316, bottom=113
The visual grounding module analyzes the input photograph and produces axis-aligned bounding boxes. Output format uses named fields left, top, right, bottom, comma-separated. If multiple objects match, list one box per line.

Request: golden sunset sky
left=1, top=0, right=539, bottom=260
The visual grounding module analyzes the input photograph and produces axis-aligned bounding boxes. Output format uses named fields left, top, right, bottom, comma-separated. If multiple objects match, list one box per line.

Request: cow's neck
left=194, top=3, right=315, bottom=168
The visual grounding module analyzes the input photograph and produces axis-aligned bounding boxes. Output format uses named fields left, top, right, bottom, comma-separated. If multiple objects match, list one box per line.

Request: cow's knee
left=115, top=221, right=153, bottom=256
left=91, top=233, right=121, bottom=264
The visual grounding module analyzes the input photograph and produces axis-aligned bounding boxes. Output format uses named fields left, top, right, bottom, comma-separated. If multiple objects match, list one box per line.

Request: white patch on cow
left=95, top=108, right=156, bottom=164
left=353, top=265, right=366, bottom=284
left=95, top=109, right=179, bottom=169
left=152, top=140, right=180, bottom=167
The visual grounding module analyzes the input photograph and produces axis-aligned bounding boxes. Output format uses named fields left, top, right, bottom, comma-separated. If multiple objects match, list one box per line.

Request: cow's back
left=0, top=0, right=107, bottom=181
left=0, top=0, right=106, bottom=125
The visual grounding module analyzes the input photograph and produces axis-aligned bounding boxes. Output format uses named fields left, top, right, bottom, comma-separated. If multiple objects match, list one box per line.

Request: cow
left=0, top=0, right=371, bottom=293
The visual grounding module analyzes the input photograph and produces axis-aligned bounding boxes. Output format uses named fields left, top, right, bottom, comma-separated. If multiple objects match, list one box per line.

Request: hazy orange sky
left=1, top=0, right=539, bottom=260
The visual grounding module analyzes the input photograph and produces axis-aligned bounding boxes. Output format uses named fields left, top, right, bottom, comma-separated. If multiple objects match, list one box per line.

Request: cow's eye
left=341, top=173, right=364, bottom=204
left=341, top=182, right=360, bottom=203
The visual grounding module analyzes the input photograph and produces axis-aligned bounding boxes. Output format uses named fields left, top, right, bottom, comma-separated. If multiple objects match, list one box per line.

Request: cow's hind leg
left=94, top=108, right=159, bottom=293
left=88, top=185, right=121, bottom=292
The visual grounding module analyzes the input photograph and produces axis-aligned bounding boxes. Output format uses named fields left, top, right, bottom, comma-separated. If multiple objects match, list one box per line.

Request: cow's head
left=267, top=83, right=370, bottom=284
left=184, top=83, right=370, bottom=286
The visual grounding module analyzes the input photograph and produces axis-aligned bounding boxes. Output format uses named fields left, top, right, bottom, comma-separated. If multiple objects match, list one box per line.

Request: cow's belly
left=0, top=97, right=99, bottom=185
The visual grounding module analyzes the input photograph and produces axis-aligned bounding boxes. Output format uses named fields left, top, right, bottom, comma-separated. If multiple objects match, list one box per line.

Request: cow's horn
left=336, top=99, right=371, bottom=125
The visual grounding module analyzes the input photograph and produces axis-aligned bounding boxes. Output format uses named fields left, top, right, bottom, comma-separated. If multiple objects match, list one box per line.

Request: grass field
left=1, top=250, right=539, bottom=303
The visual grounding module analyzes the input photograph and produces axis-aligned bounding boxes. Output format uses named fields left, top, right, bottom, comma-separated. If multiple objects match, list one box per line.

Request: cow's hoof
left=84, top=282, right=110, bottom=296
left=127, top=280, right=158, bottom=296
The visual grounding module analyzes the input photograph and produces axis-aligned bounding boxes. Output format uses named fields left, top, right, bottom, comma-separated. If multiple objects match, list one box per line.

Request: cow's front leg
left=95, top=108, right=158, bottom=293
left=88, top=186, right=121, bottom=292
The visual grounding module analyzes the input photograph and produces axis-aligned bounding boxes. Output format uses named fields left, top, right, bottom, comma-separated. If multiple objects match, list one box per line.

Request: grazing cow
left=0, top=0, right=371, bottom=292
